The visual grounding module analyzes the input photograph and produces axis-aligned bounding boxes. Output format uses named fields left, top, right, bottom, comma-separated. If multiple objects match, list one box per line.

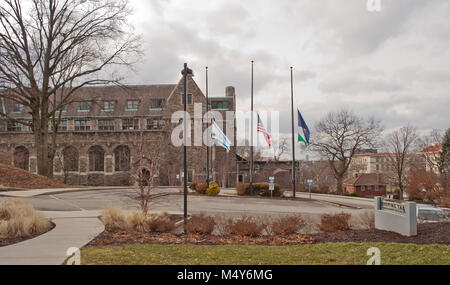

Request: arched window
left=63, top=146, right=79, bottom=172
left=14, top=146, right=29, bottom=171
left=88, top=146, right=104, bottom=172
left=114, top=145, right=130, bottom=171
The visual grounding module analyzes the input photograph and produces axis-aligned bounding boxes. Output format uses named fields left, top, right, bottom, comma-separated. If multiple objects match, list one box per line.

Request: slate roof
left=344, top=173, right=386, bottom=186
left=1, top=85, right=177, bottom=119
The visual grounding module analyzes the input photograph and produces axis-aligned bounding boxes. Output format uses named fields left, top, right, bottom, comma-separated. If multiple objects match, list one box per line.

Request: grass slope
left=0, top=163, right=68, bottom=190
left=82, top=243, right=450, bottom=265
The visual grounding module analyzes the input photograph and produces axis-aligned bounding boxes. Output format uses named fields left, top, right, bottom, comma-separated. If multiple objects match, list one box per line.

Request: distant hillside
left=0, top=163, right=68, bottom=190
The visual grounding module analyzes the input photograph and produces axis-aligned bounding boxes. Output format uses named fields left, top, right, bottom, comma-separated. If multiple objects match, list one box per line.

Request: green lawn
left=81, top=243, right=450, bottom=265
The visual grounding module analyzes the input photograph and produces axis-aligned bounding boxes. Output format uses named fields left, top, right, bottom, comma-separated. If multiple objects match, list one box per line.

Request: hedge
left=236, top=182, right=282, bottom=197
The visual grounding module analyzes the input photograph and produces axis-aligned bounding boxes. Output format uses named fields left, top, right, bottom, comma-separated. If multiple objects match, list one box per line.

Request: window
left=14, top=146, right=29, bottom=171
left=12, top=103, right=24, bottom=113
left=98, top=119, right=114, bottom=131
left=147, top=117, right=163, bottom=130
left=56, top=120, right=67, bottom=132
left=74, top=120, right=91, bottom=131
left=375, top=185, right=380, bottom=191
left=102, top=101, right=115, bottom=112
left=122, top=119, right=139, bottom=130
left=88, top=146, right=104, bottom=172
left=63, top=146, right=78, bottom=172
left=114, top=146, right=130, bottom=171
left=78, top=101, right=91, bottom=112
left=361, top=186, right=365, bottom=191
left=181, top=94, right=192, bottom=105
left=7, top=121, right=22, bottom=132
left=150, top=99, right=164, bottom=110
left=211, top=101, right=230, bottom=110
left=368, top=186, right=373, bottom=190
left=126, top=100, right=139, bottom=110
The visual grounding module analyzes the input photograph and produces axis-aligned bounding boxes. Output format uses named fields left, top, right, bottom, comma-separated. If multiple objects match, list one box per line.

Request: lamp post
left=182, top=63, right=192, bottom=233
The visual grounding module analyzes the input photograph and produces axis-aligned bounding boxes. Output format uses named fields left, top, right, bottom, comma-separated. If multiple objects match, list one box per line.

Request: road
left=0, top=187, right=374, bottom=220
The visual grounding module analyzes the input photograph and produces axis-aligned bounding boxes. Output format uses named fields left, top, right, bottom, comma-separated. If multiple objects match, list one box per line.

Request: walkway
left=0, top=210, right=104, bottom=265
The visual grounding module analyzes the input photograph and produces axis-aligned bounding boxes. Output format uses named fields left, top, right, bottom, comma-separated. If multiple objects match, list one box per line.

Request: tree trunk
left=34, top=109, right=52, bottom=178
left=336, top=176, right=344, bottom=195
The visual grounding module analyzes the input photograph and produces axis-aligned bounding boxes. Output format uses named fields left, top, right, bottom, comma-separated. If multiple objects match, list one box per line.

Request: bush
left=0, top=200, right=53, bottom=238
left=237, top=182, right=282, bottom=197
left=196, top=183, right=208, bottom=195
left=319, top=212, right=351, bottom=232
left=226, top=216, right=266, bottom=237
left=236, top=183, right=248, bottom=196
left=189, top=182, right=198, bottom=191
left=146, top=212, right=175, bottom=233
left=206, top=181, right=221, bottom=196
left=186, top=214, right=216, bottom=235
left=270, top=215, right=306, bottom=235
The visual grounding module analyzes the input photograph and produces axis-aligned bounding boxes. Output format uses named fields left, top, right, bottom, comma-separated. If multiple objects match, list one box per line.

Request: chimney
left=226, top=86, right=235, bottom=98
left=180, top=67, right=194, bottom=77
left=354, top=173, right=359, bottom=179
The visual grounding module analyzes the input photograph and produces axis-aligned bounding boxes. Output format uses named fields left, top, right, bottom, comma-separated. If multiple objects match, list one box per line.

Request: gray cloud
left=126, top=0, right=450, bottom=141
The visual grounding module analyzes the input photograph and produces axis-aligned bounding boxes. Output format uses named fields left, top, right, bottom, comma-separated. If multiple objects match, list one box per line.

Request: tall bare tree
left=132, top=131, right=170, bottom=215
left=312, top=109, right=382, bottom=195
left=0, top=0, right=141, bottom=177
left=273, top=137, right=289, bottom=161
left=385, top=125, right=419, bottom=200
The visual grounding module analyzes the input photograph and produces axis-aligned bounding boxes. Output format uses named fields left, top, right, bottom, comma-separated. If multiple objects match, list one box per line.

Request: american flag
left=257, top=114, right=272, bottom=148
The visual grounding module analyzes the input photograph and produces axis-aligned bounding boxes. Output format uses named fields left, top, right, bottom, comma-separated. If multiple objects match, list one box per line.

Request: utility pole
left=205, top=67, right=210, bottom=185
left=290, top=67, right=296, bottom=199
left=250, top=61, right=254, bottom=196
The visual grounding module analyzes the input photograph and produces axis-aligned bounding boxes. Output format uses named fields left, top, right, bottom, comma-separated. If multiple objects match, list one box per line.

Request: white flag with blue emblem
left=211, top=121, right=231, bottom=152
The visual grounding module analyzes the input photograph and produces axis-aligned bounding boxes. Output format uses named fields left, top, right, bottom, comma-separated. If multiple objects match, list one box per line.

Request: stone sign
left=375, top=197, right=417, bottom=237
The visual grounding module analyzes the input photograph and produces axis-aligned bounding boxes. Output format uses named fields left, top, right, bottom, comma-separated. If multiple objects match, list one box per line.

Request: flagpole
left=205, top=67, right=210, bottom=185
left=250, top=60, right=254, bottom=196
left=290, top=67, right=296, bottom=199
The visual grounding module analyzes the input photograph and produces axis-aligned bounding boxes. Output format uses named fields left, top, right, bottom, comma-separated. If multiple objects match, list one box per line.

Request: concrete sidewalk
left=0, top=211, right=104, bottom=265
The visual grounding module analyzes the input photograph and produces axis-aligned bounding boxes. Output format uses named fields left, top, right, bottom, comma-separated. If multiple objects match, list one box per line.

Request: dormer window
left=78, top=101, right=91, bottom=112
left=102, top=101, right=115, bottom=112
left=12, top=103, right=24, bottom=113
left=126, top=100, right=139, bottom=111
left=150, top=99, right=164, bottom=110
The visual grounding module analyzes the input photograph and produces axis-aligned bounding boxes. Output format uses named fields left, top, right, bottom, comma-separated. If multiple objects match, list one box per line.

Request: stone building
left=0, top=70, right=237, bottom=187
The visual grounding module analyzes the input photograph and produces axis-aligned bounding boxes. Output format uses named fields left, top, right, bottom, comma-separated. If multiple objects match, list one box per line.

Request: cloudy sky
left=124, top=0, right=449, bottom=155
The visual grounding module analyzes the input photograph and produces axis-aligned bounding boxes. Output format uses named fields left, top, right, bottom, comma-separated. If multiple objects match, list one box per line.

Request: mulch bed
left=312, top=222, right=450, bottom=245
left=0, top=222, right=56, bottom=247
left=88, top=222, right=450, bottom=247
left=0, top=163, right=69, bottom=191
left=88, top=231, right=315, bottom=246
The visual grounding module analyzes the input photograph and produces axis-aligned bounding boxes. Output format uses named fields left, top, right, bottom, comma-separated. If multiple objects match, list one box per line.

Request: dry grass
left=100, top=205, right=175, bottom=233
left=319, top=212, right=351, bottom=232
left=269, top=215, right=306, bottom=235
left=0, top=200, right=53, bottom=238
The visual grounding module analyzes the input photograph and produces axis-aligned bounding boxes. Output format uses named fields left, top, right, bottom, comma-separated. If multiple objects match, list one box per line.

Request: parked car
left=416, top=204, right=449, bottom=223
